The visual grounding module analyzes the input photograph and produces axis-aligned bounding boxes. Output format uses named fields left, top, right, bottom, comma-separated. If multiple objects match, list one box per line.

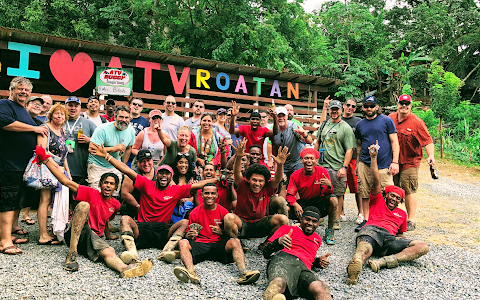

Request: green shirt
left=159, top=140, right=198, bottom=167
left=291, top=118, right=302, bottom=128
left=316, top=119, right=355, bottom=170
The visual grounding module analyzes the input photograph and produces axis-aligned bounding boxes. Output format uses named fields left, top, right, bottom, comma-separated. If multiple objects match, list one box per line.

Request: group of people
left=0, top=76, right=435, bottom=299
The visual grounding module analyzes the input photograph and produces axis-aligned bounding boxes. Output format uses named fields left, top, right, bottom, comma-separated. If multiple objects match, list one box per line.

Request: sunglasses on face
left=345, top=104, right=356, bottom=108
left=165, top=101, right=176, bottom=105
left=364, top=104, right=376, bottom=109
left=132, top=102, right=143, bottom=107
left=194, top=105, right=204, bottom=108
left=399, top=101, right=411, bottom=106
left=260, top=115, right=268, bottom=119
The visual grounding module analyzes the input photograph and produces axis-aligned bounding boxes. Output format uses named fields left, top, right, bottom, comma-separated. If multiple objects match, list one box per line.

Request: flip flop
left=37, top=238, right=62, bottom=245
left=12, top=237, right=29, bottom=244
left=21, top=218, right=36, bottom=225
left=0, top=245, right=23, bottom=255
left=12, top=229, right=28, bottom=235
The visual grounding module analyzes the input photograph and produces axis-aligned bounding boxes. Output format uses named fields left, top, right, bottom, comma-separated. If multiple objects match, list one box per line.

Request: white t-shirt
left=83, top=112, right=103, bottom=127
left=162, top=113, right=185, bottom=141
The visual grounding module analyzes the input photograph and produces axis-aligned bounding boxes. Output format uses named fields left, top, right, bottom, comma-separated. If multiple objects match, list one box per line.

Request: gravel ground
left=2, top=173, right=480, bottom=300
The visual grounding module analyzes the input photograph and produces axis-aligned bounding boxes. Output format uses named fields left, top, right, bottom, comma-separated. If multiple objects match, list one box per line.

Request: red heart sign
left=49, top=50, right=94, bottom=93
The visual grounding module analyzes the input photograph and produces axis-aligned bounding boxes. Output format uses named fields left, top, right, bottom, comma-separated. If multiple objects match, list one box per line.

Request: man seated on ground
left=196, top=163, right=236, bottom=210
left=223, top=139, right=289, bottom=248
left=286, top=148, right=337, bottom=245
left=173, top=183, right=260, bottom=285
left=346, top=141, right=429, bottom=285
left=121, top=150, right=157, bottom=219
left=88, top=143, right=222, bottom=265
left=35, top=146, right=153, bottom=278
left=262, top=206, right=332, bottom=300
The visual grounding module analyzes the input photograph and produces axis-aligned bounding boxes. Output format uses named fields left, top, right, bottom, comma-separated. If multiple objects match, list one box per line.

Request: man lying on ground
left=286, top=148, right=338, bottom=245
left=262, top=206, right=332, bottom=300
left=346, top=141, right=429, bottom=285
left=173, top=183, right=260, bottom=285
left=88, top=142, right=221, bottom=264
left=36, top=146, right=153, bottom=278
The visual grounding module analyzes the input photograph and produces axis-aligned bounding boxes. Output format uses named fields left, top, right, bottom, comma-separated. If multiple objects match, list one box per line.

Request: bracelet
left=323, top=107, right=328, bottom=110
left=342, top=166, right=348, bottom=169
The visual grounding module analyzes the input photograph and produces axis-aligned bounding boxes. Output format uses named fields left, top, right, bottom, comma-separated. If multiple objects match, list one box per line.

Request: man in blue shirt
left=127, top=97, right=149, bottom=167
left=0, top=77, right=48, bottom=255
left=354, top=96, right=399, bottom=232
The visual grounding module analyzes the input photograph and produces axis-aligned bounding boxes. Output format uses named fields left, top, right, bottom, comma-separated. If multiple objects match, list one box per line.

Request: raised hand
left=278, top=229, right=293, bottom=250
left=88, top=143, right=108, bottom=158
left=368, top=140, right=379, bottom=157
left=232, top=138, right=249, bottom=158
left=267, top=107, right=277, bottom=119
left=231, top=101, right=240, bottom=117
left=271, top=146, right=290, bottom=165
left=323, top=95, right=332, bottom=109
left=219, top=137, right=227, bottom=153
left=294, top=127, right=307, bottom=138
left=319, top=173, right=331, bottom=187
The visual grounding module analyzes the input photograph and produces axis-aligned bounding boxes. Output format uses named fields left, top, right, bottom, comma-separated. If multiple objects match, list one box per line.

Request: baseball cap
left=105, top=99, right=115, bottom=105
left=398, top=94, right=412, bottom=103
left=363, top=95, right=377, bottom=105
left=328, top=100, right=342, bottom=109
left=136, top=150, right=153, bottom=162
left=276, top=107, right=288, bottom=116
left=65, top=96, right=81, bottom=104
left=149, top=109, right=162, bottom=118
left=250, top=112, right=261, bottom=119
left=217, top=108, right=227, bottom=115
left=26, top=96, right=44, bottom=105
left=157, top=164, right=174, bottom=175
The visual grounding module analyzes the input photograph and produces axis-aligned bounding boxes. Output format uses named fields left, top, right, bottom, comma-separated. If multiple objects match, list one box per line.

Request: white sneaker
left=339, top=214, right=347, bottom=222
left=355, top=214, right=364, bottom=225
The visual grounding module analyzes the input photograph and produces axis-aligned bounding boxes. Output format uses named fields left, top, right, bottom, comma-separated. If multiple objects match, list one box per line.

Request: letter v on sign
left=168, top=65, right=190, bottom=94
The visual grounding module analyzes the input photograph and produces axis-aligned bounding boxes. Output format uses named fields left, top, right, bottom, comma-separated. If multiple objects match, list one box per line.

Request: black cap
left=105, top=99, right=115, bottom=105
left=137, top=150, right=153, bottom=162
left=250, top=112, right=261, bottom=119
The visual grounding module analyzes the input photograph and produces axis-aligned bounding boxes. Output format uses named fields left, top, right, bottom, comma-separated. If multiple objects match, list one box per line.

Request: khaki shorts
left=357, top=161, right=394, bottom=199
left=394, top=167, right=419, bottom=195
left=326, top=168, right=347, bottom=197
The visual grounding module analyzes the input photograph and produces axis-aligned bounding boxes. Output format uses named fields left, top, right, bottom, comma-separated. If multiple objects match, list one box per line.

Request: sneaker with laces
left=339, top=214, right=347, bottom=222
left=173, top=266, right=200, bottom=284
left=333, top=218, right=341, bottom=230
left=325, top=228, right=336, bottom=245
left=64, top=251, right=79, bottom=272
left=355, top=220, right=367, bottom=232
left=355, top=213, right=364, bottom=225
left=238, top=269, right=260, bottom=285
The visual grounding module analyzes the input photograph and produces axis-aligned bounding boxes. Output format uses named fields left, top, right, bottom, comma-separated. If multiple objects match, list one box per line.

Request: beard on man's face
left=115, top=120, right=129, bottom=130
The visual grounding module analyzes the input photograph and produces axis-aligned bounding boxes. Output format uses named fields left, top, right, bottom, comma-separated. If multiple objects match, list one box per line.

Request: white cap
left=276, top=106, right=288, bottom=116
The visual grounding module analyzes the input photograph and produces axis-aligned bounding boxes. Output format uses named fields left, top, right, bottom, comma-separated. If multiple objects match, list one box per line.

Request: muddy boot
left=120, top=259, right=153, bottom=278
left=347, top=254, right=363, bottom=285
left=120, top=232, right=140, bottom=264
left=65, top=251, right=79, bottom=272
left=173, top=266, right=200, bottom=284
left=368, top=255, right=398, bottom=273
left=238, top=269, right=260, bottom=285
left=271, top=295, right=286, bottom=300
left=157, top=234, right=182, bottom=263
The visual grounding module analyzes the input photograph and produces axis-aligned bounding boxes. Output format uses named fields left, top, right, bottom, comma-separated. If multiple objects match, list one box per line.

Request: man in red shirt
left=36, top=146, right=153, bottom=278
left=389, top=94, right=435, bottom=231
left=262, top=206, right=332, bottom=300
left=173, top=183, right=260, bottom=285
left=101, top=99, right=116, bottom=122
left=229, top=101, right=278, bottom=164
left=88, top=143, right=220, bottom=265
left=223, top=139, right=289, bottom=246
left=347, top=142, right=429, bottom=285
left=286, top=148, right=337, bottom=245
left=196, top=163, right=236, bottom=210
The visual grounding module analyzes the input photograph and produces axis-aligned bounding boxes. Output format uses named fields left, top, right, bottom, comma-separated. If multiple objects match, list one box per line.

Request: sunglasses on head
left=177, top=152, right=189, bottom=157
left=399, top=101, right=411, bottom=106
left=152, top=115, right=162, bottom=120
left=345, top=104, right=356, bottom=108
left=132, top=102, right=143, bottom=107
left=165, top=101, right=176, bottom=105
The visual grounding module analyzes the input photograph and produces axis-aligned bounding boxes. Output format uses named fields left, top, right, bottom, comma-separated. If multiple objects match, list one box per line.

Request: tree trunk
left=439, top=116, right=444, bottom=159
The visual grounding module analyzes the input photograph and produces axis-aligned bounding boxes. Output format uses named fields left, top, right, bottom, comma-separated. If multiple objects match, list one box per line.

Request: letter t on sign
left=136, top=60, right=160, bottom=91
left=7, top=42, right=41, bottom=79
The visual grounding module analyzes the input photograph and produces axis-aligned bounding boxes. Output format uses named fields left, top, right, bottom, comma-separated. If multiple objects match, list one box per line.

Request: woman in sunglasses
left=132, top=110, right=170, bottom=166
left=189, top=113, right=229, bottom=169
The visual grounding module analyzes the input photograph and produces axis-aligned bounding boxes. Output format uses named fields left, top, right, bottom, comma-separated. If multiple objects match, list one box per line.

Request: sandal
left=12, top=237, right=29, bottom=244
left=37, top=238, right=62, bottom=245
left=12, top=229, right=28, bottom=235
left=21, top=218, right=36, bottom=225
left=0, top=245, right=23, bottom=255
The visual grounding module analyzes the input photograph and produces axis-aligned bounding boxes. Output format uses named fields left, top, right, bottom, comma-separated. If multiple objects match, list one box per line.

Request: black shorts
left=64, top=220, right=111, bottom=262
left=357, top=225, right=412, bottom=257
left=239, top=216, right=273, bottom=238
left=0, top=171, right=29, bottom=212
left=189, top=239, right=234, bottom=265
left=135, top=222, right=173, bottom=249
left=267, top=251, right=318, bottom=298
left=296, top=195, right=332, bottom=219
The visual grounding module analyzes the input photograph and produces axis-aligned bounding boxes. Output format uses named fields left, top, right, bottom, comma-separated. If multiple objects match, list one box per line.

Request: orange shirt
left=389, top=112, right=432, bottom=171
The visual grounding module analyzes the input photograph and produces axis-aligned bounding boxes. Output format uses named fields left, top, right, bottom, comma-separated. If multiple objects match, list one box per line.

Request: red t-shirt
left=188, top=204, right=229, bottom=243
left=365, top=192, right=407, bottom=235
left=134, top=175, right=192, bottom=223
left=196, top=181, right=231, bottom=210
left=389, top=112, right=433, bottom=171
left=268, top=225, right=322, bottom=270
left=74, top=185, right=120, bottom=236
left=101, top=114, right=115, bottom=122
left=286, top=166, right=334, bottom=205
left=238, top=125, right=270, bottom=159
left=234, top=178, right=275, bottom=223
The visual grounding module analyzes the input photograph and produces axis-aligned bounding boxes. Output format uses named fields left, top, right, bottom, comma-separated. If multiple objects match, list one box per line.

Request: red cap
left=157, top=165, right=174, bottom=175
left=300, top=148, right=320, bottom=160
left=385, top=185, right=405, bottom=200
left=398, top=94, right=412, bottom=103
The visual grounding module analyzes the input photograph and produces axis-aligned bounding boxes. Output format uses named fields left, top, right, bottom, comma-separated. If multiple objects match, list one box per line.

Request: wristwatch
left=342, top=166, right=348, bottom=170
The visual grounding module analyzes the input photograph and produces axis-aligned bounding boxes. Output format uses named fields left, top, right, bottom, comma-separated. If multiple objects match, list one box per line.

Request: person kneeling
left=173, top=183, right=260, bottom=285
left=263, top=206, right=332, bottom=300
left=347, top=142, right=429, bottom=285
left=36, top=146, right=153, bottom=278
